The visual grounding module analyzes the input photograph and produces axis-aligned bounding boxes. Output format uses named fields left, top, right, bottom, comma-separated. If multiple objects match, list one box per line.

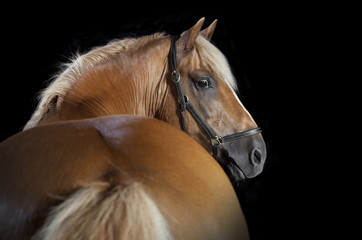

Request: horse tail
left=33, top=180, right=172, bottom=240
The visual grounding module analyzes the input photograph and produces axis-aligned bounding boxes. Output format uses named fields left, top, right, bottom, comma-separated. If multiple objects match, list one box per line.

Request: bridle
left=169, top=36, right=262, bottom=158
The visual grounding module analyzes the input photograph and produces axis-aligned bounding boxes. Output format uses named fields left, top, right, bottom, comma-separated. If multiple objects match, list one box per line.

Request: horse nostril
left=250, top=148, right=262, bottom=166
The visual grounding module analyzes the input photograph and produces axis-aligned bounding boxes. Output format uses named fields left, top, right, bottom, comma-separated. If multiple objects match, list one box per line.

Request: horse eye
left=196, top=79, right=210, bottom=89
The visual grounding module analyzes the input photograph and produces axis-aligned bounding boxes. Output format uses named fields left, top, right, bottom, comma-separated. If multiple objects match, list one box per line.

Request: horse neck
left=56, top=38, right=171, bottom=122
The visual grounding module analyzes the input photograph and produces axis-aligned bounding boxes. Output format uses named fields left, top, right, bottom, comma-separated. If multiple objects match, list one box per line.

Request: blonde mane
left=24, top=33, right=237, bottom=130
left=24, top=33, right=166, bottom=130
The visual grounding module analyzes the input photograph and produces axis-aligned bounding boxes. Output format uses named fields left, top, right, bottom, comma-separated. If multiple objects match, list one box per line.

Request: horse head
left=159, top=18, right=266, bottom=183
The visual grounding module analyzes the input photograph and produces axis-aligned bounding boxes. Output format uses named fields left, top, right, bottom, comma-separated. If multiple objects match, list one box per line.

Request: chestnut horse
left=24, top=18, right=266, bottom=182
left=0, top=18, right=266, bottom=239
left=0, top=115, right=248, bottom=239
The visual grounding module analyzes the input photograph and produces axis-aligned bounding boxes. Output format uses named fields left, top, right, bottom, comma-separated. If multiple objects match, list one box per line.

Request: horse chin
left=218, top=152, right=247, bottom=184
left=226, top=161, right=246, bottom=183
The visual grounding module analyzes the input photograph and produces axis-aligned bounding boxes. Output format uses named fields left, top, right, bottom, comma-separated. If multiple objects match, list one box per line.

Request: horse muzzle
left=219, top=133, right=266, bottom=182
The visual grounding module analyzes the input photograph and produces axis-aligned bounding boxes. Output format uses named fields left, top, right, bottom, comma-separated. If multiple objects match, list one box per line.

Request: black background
left=0, top=6, right=330, bottom=240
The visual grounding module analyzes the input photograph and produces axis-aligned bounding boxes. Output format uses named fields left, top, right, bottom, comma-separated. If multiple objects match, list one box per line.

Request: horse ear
left=178, top=17, right=205, bottom=50
left=200, top=19, right=217, bottom=41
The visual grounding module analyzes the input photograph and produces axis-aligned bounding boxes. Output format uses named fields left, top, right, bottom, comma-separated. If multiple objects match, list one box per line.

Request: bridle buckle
left=171, top=70, right=180, bottom=83
left=211, top=136, right=222, bottom=146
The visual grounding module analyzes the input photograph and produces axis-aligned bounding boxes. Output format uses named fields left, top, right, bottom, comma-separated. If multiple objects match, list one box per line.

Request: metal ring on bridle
left=211, top=136, right=222, bottom=146
left=171, top=70, right=180, bottom=83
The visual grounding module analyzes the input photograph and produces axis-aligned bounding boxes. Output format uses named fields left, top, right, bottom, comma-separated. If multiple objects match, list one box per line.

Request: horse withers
left=0, top=115, right=249, bottom=240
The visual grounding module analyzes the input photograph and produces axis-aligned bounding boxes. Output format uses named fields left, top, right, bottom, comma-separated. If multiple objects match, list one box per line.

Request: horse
left=24, top=18, right=266, bottom=183
left=0, top=18, right=266, bottom=239
left=0, top=115, right=249, bottom=239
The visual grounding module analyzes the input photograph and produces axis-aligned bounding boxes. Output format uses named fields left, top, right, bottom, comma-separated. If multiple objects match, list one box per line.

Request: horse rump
left=32, top=180, right=172, bottom=240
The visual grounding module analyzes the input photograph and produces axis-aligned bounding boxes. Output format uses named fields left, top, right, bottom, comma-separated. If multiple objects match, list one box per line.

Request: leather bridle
left=169, top=36, right=262, bottom=158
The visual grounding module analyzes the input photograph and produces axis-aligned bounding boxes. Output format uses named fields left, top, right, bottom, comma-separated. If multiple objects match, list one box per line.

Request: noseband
left=169, top=36, right=262, bottom=158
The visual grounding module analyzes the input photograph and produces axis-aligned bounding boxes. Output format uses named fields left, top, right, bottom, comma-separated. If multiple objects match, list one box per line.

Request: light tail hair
left=32, top=181, right=172, bottom=240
